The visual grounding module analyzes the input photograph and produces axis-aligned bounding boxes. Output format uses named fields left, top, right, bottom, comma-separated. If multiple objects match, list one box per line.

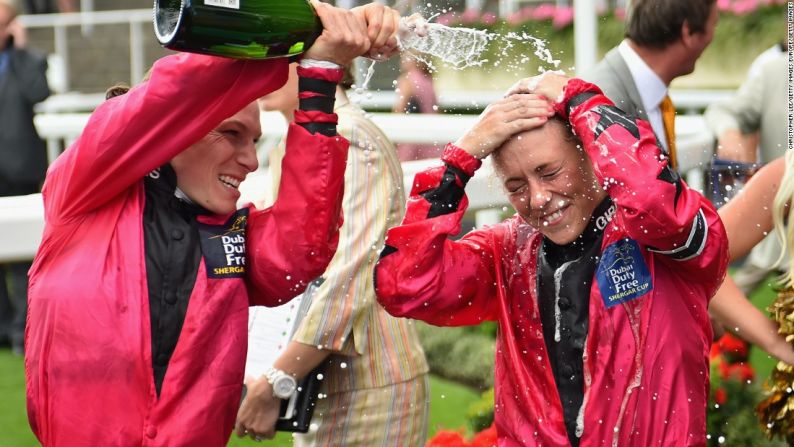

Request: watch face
left=274, top=376, right=296, bottom=398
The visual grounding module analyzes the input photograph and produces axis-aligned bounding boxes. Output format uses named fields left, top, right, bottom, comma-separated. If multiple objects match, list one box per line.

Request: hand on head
left=454, top=93, right=555, bottom=160
left=506, top=71, right=571, bottom=105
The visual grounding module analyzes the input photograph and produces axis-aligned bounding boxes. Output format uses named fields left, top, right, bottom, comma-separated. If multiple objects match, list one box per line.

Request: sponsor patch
left=597, top=238, right=652, bottom=308
left=205, top=0, right=239, bottom=9
left=198, top=209, right=249, bottom=279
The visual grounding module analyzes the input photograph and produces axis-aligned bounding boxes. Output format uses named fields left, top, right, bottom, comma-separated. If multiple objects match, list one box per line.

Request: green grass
left=0, top=356, right=479, bottom=447
left=745, top=273, right=783, bottom=386
left=0, top=350, right=35, bottom=446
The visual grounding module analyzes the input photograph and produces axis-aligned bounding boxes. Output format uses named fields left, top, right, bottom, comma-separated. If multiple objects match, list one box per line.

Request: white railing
left=19, top=9, right=154, bottom=91
left=0, top=111, right=714, bottom=262
left=36, top=87, right=733, bottom=115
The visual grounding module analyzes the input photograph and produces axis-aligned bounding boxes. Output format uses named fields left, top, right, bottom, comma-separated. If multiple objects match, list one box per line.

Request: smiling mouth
left=540, top=205, right=568, bottom=227
left=219, top=175, right=241, bottom=190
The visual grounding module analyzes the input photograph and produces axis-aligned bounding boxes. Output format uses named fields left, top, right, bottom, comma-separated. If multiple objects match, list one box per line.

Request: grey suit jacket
left=581, top=47, right=649, bottom=121
left=0, top=41, right=50, bottom=188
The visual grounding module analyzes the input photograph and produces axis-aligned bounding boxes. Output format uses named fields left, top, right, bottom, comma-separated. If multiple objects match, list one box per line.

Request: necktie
left=659, top=95, right=678, bottom=170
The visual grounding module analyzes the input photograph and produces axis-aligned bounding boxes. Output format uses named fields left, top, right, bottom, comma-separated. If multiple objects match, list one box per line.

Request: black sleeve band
left=298, top=77, right=337, bottom=98
left=299, top=96, right=335, bottom=114
left=420, top=165, right=470, bottom=218
left=566, top=92, right=598, bottom=118
left=299, top=122, right=337, bottom=137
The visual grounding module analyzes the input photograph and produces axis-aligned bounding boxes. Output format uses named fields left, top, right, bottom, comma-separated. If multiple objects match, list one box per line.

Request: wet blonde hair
left=773, top=150, right=794, bottom=287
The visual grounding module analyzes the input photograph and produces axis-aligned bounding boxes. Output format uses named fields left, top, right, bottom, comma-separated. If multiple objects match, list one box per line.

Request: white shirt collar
left=617, top=40, right=668, bottom=111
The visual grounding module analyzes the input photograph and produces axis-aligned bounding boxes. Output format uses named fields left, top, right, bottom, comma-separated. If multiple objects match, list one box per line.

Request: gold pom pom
left=757, top=288, right=794, bottom=442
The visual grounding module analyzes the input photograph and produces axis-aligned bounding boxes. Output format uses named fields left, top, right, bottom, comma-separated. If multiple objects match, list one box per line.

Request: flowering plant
left=426, top=424, right=497, bottom=447
left=706, top=333, right=774, bottom=446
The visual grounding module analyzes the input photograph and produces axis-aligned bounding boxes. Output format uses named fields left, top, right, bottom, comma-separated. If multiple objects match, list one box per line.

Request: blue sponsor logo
left=597, top=239, right=652, bottom=308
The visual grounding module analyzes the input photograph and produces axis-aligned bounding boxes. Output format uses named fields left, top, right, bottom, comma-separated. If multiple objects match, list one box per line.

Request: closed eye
left=505, top=182, right=527, bottom=194
left=541, top=167, right=562, bottom=179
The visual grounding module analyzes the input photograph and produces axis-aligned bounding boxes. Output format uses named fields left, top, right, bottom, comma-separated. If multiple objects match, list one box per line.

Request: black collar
left=145, top=164, right=211, bottom=216
left=542, top=197, right=614, bottom=262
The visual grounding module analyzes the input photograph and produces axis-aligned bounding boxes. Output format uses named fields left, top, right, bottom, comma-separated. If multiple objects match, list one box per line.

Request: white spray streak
left=553, top=259, right=577, bottom=342
left=612, top=303, right=644, bottom=447
left=575, top=334, right=591, bottom=438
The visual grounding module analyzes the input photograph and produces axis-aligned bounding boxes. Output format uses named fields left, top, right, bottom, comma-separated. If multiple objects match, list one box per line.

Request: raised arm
left=374, top=146, right=500, bottom=326
left=244, top=1, right=399, bottom=308
left=710, top=274, right=794, bottom=364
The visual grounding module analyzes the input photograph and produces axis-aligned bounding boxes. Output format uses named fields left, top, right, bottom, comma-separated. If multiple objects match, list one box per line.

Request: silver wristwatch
left=265, top=367, right=297, bottom=400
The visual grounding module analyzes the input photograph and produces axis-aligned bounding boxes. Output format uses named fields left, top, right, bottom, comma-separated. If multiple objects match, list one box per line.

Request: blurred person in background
left=23, top=0, right=75, bottom=14
left=393, top=53, right=441, bottom=161
left=236, top=62, right=429, bottom=445
left=705, top=53, right=786, bottom=165
left=584, top=0, right=718, bottom=171
left=25, top=2, right=403, bottom=445
left=0, top=0, right=49, bottom=357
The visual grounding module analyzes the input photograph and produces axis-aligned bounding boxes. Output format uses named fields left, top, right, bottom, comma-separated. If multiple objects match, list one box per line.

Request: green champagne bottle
left=154, top=0, right=321, bottom=60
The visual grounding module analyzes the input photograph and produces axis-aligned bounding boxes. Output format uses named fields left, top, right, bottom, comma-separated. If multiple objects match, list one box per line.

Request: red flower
left=470, top=424, right=498, bottom=447
left=715, top=333, right=749, bottom=360
left=481, top=12, right=497, bottom=26
left=714, top=387, right=728, bottom=405
left=717, top=0, right=732, bottom=11
left=725, top=362, right=755, bottom=382
left=551, top=7, right=574, bottom=29
left=460, top=8, right=480, bottom=25
left=531, top=4, right=556, bottom=21
left=427, top=429, right=468, bottom=447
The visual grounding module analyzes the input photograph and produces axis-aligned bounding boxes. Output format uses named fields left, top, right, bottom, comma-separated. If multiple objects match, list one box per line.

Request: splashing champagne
left=154, top=0, right=321, bottom=59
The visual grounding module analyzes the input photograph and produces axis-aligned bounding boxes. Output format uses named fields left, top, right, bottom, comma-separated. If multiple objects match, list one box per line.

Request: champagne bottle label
left=204, top=0, right=239, bottom=10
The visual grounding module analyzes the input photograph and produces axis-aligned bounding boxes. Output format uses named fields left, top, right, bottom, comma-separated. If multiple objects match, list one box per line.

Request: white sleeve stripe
left=647, top=209, right=708, bottom=260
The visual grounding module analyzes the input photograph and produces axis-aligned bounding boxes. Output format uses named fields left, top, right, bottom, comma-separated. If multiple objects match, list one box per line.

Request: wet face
left=493, top=120, right=607, bottom=245
left=170, top=102, right=261, bottom=215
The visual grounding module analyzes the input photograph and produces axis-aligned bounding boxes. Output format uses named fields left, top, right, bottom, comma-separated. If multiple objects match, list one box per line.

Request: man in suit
left=583, top=0, right=718, bottom=171
left=0, top=0, right=50, bottom=356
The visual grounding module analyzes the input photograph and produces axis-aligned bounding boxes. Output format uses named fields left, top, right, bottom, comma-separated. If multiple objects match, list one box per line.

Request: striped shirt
left=267, top=100, right=429, bottom=393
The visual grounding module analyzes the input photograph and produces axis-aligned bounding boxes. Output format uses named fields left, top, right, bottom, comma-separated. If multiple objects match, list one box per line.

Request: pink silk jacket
left=26, top=53, right=348, bottom=446
left=376, top=80, right=728, bottom=446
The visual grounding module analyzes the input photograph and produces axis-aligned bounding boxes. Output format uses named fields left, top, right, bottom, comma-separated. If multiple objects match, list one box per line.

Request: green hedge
left=416, top=322, right=496, bottom=390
